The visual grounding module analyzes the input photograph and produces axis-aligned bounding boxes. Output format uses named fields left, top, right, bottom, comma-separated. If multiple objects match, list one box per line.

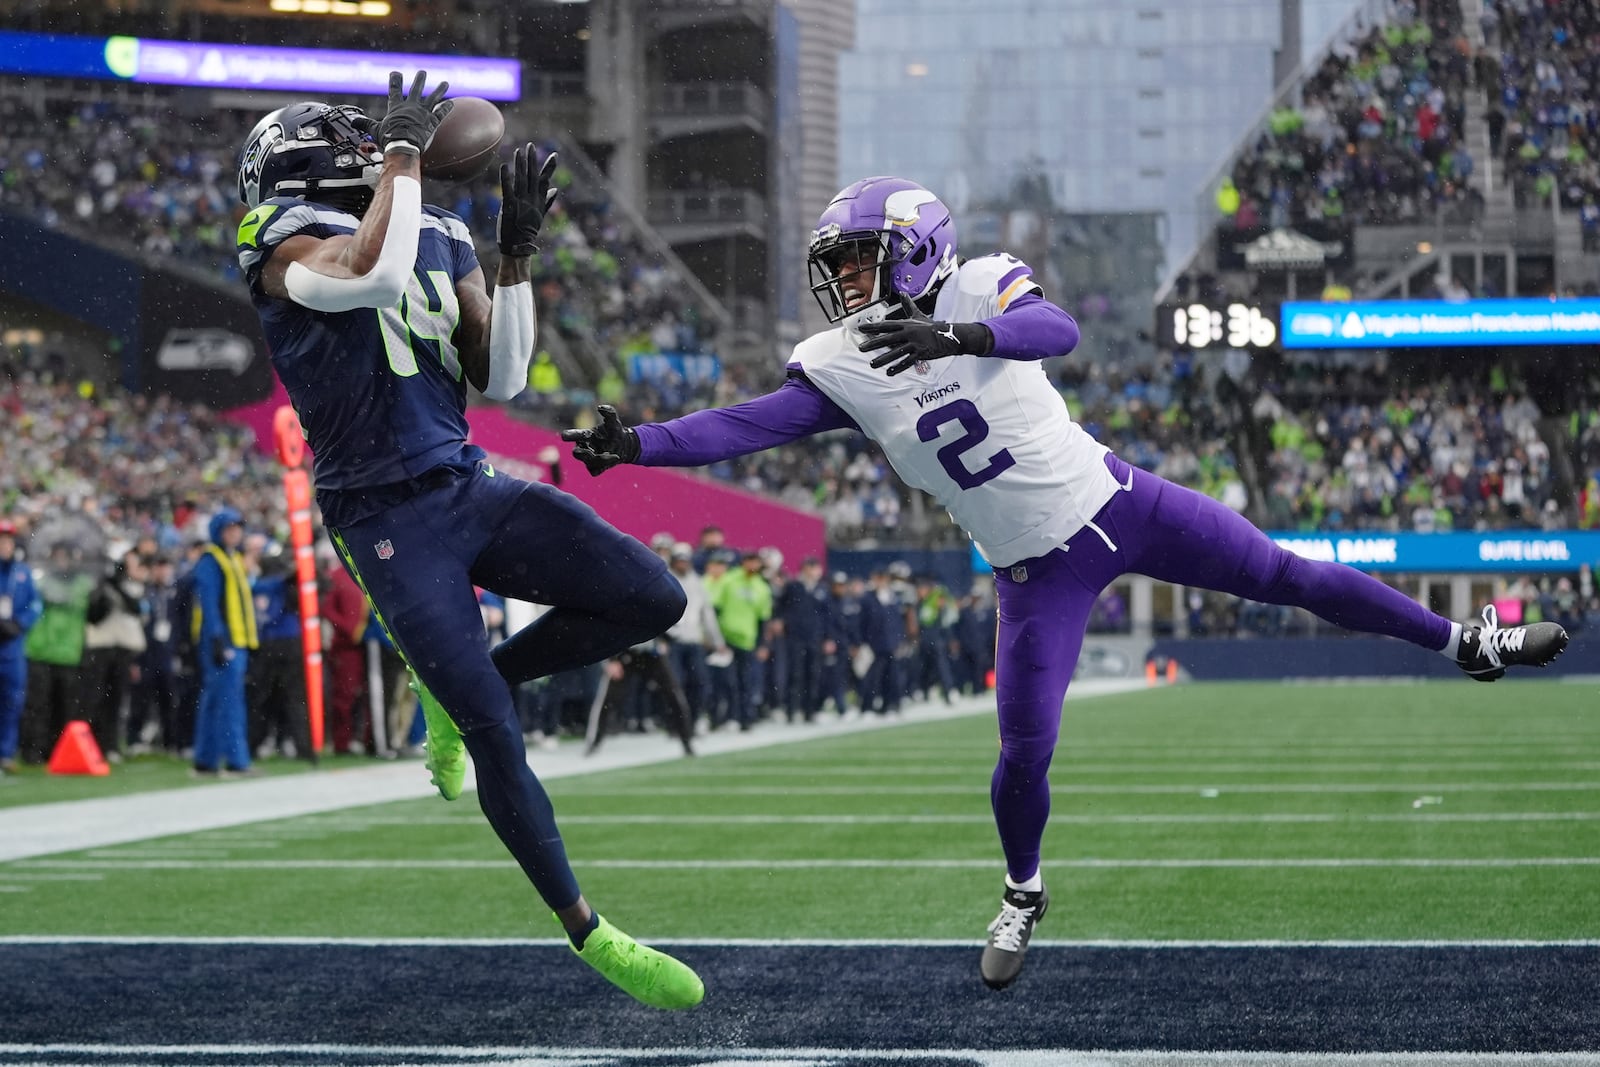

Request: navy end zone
left=1, top=942, right=1598, bottom=1062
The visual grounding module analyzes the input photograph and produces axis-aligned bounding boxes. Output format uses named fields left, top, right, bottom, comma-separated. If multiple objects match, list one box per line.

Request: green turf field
left=4, top=681, right=1598, bottom=941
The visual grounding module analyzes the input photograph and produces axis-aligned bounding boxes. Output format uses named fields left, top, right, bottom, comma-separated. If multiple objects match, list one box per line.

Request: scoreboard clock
left=1155, top=302, right=1279, bottom=350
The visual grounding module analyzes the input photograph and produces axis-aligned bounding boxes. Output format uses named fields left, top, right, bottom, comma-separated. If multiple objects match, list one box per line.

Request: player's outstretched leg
left=980, top=882, right=1049, bottom=990
left=1454, top=605, right=1569, bottom=681
left=413, top=672, right=466, bottom=800
left=1098, top=454, right=1572, bottom=681
left=563, top=912, right=705, bottom=1009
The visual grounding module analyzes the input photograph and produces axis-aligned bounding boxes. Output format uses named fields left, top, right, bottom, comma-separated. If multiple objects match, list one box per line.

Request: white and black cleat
left=1455, top=605, right=1569, bottom=682
left=980, top=884, right=1048, bottom=990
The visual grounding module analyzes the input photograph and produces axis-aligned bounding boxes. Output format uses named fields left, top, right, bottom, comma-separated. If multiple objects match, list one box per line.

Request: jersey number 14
left=376, top=269, right=462, bottom=382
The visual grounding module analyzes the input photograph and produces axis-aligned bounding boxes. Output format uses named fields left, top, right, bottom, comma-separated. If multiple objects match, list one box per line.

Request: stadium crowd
left=1485, top=0, right=1600, bottom=247
left=0, top=87, right=717, bottom=367
left=1256, top=366, right=1563, bottom=533
left=1217, top=0, right=1480, bottom=233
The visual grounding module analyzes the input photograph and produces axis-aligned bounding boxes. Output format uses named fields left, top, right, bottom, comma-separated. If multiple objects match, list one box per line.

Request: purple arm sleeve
left=980, top=292, right=1081, bottom=361
left=634, top=373, right=860, bottom=467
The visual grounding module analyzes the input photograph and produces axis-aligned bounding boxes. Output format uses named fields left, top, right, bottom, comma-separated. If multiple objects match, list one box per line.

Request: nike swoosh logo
left=1117, top=469, right=1134, bottom=492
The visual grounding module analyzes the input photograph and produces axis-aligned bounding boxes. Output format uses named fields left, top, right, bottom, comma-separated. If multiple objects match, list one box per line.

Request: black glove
left=856, top=294, right=993, bottom=376
left=559, top=404, right=640, bottom=477
left=376, top=70, right=453, bottom=157
left=0, top=619, right=21, bottom=641
left=497, top=145, right=559, bottom=258
left=210, top=635, right=233, bottom=669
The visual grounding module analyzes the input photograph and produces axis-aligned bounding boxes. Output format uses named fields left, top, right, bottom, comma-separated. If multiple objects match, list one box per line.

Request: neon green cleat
left=413, top=673, right=466, bottom=801
left=566, top=914, right=705, bottom=1010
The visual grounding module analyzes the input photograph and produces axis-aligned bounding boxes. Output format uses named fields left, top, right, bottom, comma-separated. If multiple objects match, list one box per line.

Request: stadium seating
left=1221, top=0, right=1479, bottom=232
left=0, top=86, right=718, bottom=381
left=1485, top=0, right=1600, bottom=243
left=0, top=369, right=284, bottom=552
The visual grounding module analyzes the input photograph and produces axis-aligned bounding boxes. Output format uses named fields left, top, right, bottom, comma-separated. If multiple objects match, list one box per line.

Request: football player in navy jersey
left=235, top=71, right=702, bottom=1010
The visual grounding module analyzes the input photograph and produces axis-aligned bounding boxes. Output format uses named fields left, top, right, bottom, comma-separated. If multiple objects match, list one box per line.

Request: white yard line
left=23, top=856, right=1600, bottom=871
left=293, top=812, right=1600, bottom=827
left=0, top=682, right=1139, bottom=864
left=5, top=935, right=1600, bottom=948
left=640, top=761, right=1600, bottom=775
left=555, top=782, right=1600, bottom=796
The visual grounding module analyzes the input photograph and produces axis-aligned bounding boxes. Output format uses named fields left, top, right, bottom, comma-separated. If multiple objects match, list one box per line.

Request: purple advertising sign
left=125, top=38, right=521, bottom=100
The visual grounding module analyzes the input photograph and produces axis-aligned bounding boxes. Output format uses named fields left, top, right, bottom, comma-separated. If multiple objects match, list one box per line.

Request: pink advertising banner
left=466, top=407, right=826, bottom=570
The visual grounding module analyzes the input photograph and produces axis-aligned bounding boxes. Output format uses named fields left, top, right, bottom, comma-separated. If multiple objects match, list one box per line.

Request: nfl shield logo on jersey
left=1011, top=564, right=1028, bottom=583
left=914, top=360, right=931, bottom=375
left=374, top=539, right=395, bottom=560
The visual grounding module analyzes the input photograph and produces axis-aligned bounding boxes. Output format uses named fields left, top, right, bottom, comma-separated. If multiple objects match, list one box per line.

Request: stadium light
left=267, top=0, right=392, bottom=14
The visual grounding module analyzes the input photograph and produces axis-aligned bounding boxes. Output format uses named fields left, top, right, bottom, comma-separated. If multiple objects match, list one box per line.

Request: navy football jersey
left=236, top=196, right=482, bottom=494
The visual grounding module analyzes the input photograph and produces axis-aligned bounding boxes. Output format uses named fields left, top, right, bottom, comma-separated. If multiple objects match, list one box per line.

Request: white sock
left=1440, top=622, right=1464, bottom=660
left=1006, top=871, right=1044, bottom=894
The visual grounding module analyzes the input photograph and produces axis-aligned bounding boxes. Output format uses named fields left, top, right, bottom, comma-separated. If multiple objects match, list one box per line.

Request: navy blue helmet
left=236, top=101, right=380, bottom=210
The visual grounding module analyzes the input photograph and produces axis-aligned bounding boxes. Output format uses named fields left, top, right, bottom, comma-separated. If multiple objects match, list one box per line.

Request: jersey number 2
left=376, top=269, right=461, bottom=381
left=916, top=399, right=1016, bottom=490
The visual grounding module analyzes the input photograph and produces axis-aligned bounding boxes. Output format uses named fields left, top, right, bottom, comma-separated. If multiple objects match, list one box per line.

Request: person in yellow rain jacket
left=190, top=508, right=259, bottom=776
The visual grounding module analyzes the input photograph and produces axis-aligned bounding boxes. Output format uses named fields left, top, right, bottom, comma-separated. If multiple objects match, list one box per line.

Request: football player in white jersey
left=563, top=176, right=1570, bottom=990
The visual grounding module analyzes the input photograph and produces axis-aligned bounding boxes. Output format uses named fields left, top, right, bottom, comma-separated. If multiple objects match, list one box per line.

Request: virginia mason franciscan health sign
left=1281, top=297, right=1600, bottom=348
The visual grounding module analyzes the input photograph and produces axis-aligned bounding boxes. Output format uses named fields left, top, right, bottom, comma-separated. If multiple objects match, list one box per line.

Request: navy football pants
left=331, top=463, right=683, bottom=910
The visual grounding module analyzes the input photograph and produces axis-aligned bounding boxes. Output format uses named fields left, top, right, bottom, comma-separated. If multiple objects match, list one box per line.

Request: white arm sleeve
left=484, top=280, right=536, bottom=401
left=282, top=176, right=422, bottom=313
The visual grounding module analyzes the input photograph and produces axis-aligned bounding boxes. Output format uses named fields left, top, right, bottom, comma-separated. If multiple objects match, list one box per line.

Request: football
left=421, top=96, right=505, bottom=182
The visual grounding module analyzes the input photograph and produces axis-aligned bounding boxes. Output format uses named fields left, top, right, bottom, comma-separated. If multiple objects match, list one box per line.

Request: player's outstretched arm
left=260, top=71, right=452, bottom=311
left=456, top=145, right=558, bottom=399
left=561, top=375, right=859, bottom=477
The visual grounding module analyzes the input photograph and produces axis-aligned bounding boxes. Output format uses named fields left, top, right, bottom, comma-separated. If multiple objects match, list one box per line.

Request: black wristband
left=952, top=322, right=995, bottom=356
left=617, top=427, right=641, bottom=464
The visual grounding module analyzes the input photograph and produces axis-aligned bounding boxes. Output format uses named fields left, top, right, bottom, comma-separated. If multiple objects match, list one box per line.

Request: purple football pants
left=990, top=452, right=1453, bottom=883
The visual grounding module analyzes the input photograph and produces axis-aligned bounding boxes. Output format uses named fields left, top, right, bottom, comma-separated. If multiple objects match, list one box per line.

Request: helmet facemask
left=807, top=228, right=896, bottom=325
left=238, top=103, right=381, bottom=213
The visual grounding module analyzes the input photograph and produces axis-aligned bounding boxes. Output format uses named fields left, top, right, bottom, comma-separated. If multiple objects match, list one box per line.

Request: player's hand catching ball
left=497, top=145, right=559, bottom=258
left=856, top=294, right=992, bottom=376
left=560, top=404, right=640, bottom=476
left=377, top=70, right=453, bottom=157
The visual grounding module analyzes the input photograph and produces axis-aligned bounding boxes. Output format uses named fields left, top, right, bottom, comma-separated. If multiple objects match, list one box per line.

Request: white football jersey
left=791, top=254, right=1119, bottom=568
